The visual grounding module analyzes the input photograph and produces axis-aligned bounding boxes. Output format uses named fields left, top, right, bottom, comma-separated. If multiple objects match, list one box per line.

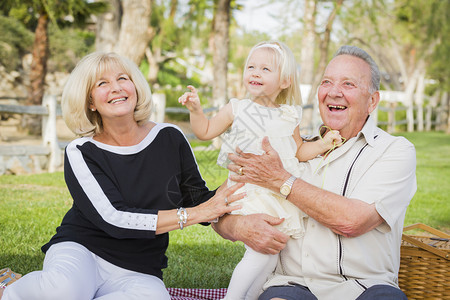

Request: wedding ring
left=238, top=167, right=244, bottom=176
left=225, top=197, right=228, bottom=205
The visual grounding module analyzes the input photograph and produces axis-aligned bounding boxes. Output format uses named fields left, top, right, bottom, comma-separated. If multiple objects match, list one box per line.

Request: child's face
left=243, top=48, right=289, bottom=105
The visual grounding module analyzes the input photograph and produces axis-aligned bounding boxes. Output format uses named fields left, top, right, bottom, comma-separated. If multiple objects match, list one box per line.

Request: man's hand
left=227, top=137, right=290, bottom=193
left=213, top=214, right=289, bottom=255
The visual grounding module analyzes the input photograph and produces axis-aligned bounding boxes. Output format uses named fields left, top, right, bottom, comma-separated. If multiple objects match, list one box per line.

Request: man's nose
left=327, top=84, right=343, bottom=97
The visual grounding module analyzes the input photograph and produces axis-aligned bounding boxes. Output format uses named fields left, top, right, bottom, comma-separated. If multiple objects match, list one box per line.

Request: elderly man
left=213, top=45, right=416, bottom=300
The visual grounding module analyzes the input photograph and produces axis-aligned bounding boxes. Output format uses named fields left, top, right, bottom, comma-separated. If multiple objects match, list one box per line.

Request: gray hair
left=333, top=45, right=380, bottom=93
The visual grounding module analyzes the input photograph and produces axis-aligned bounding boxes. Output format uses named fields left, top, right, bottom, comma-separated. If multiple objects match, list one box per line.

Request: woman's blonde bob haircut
left=244, top=41, right=302, bottom=106
left=62, top=51, right=152, bottom=136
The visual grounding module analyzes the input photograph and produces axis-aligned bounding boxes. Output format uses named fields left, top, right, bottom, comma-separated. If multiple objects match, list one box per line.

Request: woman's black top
left=42, top=123, right=214, bottom=279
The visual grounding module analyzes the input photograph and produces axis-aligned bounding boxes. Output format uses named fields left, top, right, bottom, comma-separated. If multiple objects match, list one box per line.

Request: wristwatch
left=280, top=175, right=296, bottom=198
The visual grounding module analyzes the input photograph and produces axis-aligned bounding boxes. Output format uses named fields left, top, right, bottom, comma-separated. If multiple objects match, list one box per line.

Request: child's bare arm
left=179, top=85, right=233, bottom=140
left=296, top=129, right=343, bottom=162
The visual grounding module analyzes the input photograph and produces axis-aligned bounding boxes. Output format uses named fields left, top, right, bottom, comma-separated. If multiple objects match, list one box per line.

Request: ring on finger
left=238, top=166, right=244, bottom=176
left=225, top=197, right=228, bottom=205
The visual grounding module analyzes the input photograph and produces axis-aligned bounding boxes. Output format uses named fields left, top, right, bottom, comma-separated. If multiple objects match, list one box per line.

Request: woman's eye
left=97, top=81, right=106, bottom=86
left=344, top=81, right=355, bottom=87
left=118, top=75, right=128, bottom=80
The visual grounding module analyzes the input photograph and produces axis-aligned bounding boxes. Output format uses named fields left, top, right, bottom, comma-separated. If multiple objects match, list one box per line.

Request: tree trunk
left=404, top=58, right=425, bottom=132
left=446, top=93, right=450, bottom=134
left=415, top=71, right=425, bottom=131
left=212, top=0, right=230, bottom=109
left=299, top=0, right=316, bottom=85
left=145, top=0, right=177, bottom=84
left=27, top=12, right=49, bottom=106
left=211, top=0, right=230, bottom=148
left=95, top=0, right=121, bottom=52
left=145, top=47, right=159, bottom=84
left=115, top=0, right=152, bottom=65
left=301, top=0, right=343, bottom=134
left=23, top=12, right=49, bottom=135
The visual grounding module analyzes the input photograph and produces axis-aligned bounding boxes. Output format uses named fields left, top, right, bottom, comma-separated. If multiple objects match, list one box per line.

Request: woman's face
left=89, top=65, right=138, bottom=123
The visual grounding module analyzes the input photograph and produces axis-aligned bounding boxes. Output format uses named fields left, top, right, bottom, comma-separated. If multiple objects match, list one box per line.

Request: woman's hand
left=156, top=183, right=244, bottom=234
left=227, top=137, right=290, bottom=193
left=191, top=182, right=244, bottom=223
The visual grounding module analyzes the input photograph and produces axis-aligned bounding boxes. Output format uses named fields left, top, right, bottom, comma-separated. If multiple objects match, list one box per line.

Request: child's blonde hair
left=61, top=52, right=152, bottom=137
left=244, top=41, right=302, bottom=105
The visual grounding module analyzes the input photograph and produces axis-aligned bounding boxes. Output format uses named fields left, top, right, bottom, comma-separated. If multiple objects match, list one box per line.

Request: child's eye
left=248, top=65, right=254, bottom=69
left=263, top=67, right=270, bottom=71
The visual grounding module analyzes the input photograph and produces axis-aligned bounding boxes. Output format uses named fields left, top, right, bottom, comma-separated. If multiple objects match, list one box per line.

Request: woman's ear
left=89, top=96, right=96, bottom=111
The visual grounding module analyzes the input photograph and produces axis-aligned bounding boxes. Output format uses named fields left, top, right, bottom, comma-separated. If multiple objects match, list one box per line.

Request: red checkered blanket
left=168, top=288, right=227, bottom=300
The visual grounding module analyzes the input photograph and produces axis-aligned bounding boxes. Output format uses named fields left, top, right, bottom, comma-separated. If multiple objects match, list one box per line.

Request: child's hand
left=178, top=85, right=202, bottom=113
left=322, top=130, right=343, bottom=150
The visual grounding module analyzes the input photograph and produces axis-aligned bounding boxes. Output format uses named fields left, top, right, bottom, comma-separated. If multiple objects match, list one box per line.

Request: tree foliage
left=0, top=15, right=33, bottom=72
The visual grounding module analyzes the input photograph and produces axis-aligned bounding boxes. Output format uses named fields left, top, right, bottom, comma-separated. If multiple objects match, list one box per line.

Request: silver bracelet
left=177, top=207, right=188, bottom=230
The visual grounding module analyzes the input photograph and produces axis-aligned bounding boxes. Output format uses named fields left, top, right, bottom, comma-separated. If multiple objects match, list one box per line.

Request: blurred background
left=0, top=0, right=449, bottom=170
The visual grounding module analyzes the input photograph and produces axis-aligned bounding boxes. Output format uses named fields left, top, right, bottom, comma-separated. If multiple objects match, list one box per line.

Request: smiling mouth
left=109, top=97, right=127, bottom=104
left=328, top=105, right=347, bottom=111
left=250, top=81, right=262, bottom=85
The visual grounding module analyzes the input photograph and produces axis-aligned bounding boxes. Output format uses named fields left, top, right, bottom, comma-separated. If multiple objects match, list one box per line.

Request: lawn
left=0, top=131, right=449, bottom=288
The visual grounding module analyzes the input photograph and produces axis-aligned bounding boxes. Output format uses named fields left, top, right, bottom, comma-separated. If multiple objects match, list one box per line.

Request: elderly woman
left=1, top=52, right=242, bottom=300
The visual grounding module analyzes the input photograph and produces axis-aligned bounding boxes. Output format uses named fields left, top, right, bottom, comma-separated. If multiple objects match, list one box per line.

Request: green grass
left=0, top=132, right=449, bottom=288
left=395, top=132, right=450, bottom=231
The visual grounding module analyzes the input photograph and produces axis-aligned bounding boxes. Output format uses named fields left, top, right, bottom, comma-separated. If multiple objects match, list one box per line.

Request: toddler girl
left=179, top=41, right=342, bottom=299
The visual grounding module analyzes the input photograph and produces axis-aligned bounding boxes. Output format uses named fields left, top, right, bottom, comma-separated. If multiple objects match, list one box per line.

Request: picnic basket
left=398, top=223, right=449, bottom=299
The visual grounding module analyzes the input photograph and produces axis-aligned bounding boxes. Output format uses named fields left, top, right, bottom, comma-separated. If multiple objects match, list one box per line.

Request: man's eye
left=321, top=80, right=331, bottom=85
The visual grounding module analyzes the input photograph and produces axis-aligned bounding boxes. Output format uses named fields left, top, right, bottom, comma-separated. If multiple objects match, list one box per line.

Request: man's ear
left=368, top=91, right=380, bottom=114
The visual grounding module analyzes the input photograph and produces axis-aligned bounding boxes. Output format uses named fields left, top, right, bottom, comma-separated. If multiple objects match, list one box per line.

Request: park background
left=0, top=0, right=449, bottom=291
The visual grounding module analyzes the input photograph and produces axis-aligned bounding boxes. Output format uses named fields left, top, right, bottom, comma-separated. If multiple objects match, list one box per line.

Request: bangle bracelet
left=177, top=207, right=188, bottom=230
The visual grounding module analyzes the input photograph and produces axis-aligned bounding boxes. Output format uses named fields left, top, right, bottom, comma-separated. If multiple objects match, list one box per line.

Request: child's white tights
left=223, top=245, right=278, bottom=300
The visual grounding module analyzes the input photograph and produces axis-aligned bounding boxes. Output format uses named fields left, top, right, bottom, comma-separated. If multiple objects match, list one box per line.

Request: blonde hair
left=61, top=52, right=152, bottom=136
left=244, top=41, right=302, bottom=105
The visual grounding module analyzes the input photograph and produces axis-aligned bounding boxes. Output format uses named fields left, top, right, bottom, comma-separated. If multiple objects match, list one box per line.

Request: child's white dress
left=218, top=98, right=307, bottom=238
left=218, top=98, right=308, bottom=300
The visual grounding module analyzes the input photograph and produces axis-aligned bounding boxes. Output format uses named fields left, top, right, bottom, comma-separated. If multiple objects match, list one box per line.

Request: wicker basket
left=398, top=223, right=449, bottom=299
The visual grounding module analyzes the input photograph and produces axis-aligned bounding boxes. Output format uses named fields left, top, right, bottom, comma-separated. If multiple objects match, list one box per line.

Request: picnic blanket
left=168, top=288, right=227, bottom=300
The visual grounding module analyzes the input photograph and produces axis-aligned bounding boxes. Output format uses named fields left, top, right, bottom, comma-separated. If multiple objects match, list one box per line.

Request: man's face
left=317, top=55, right=379, bottom=140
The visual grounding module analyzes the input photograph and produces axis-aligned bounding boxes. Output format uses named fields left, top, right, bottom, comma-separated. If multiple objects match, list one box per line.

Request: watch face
left=281, top=185, right=290, bottom=196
